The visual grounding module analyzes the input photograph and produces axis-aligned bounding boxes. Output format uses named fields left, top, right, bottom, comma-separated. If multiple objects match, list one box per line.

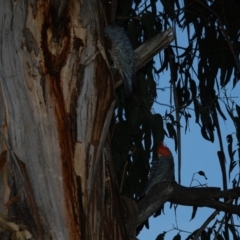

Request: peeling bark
left=0, top=0, right=123, bottom=239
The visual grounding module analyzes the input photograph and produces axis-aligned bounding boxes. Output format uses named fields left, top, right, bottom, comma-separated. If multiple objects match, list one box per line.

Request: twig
left=192, top=199, right=233, bottom=240
left=120, top=160, right=128, bottom=193
left=193, top=209, right=219, bottom=240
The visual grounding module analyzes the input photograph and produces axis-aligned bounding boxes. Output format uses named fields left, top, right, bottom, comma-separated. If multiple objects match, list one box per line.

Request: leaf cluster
left=110, top=0, right=240, bottom=238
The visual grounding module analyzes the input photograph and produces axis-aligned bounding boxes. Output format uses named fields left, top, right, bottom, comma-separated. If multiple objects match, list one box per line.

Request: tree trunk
left=0, top=0, right=127, bottom=239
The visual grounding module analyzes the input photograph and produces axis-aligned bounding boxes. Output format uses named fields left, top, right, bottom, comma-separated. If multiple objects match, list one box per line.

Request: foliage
left=110, top=0, right=240, bottom=239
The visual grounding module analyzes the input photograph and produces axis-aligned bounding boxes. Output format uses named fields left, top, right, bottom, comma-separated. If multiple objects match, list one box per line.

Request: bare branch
left=137, top=182, right=240, bottom=228
left=114, top=28, right=174, bottom=89
left=137, top=181, right=174, bottom=227
left=134, top=28, right=174, bottom=71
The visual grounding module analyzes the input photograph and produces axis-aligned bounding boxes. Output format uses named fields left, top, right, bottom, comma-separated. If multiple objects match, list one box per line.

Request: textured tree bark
left=0, top=0, right=128, bottom=239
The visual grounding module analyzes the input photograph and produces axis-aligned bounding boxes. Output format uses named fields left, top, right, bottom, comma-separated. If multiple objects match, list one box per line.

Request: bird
left=136, top=143, right=175, bottom=233
left=104, top=24, right=136, bottom=97
left=140, top=142, right=175, bottom=198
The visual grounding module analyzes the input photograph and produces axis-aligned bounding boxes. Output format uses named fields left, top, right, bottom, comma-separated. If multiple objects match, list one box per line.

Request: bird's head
left=157, top=142, right=172, bottom=157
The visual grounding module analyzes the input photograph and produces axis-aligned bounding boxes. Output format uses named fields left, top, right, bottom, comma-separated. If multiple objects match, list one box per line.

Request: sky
left=137, top=3, right=240, bottom=237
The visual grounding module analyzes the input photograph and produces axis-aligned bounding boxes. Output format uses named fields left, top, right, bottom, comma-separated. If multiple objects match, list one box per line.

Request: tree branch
left=136, top=181, right=240, bottom=227
left=114, top=28, right=174, bottom=89
left=137, top=182, right=174, bottom=227
left=134, top=28, right=174, bottom=71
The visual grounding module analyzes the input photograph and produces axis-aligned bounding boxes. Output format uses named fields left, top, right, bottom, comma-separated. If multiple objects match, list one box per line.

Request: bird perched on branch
left=104, top=24, right=136, bottom=97
left=140, top=142, right=175, bottom=198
